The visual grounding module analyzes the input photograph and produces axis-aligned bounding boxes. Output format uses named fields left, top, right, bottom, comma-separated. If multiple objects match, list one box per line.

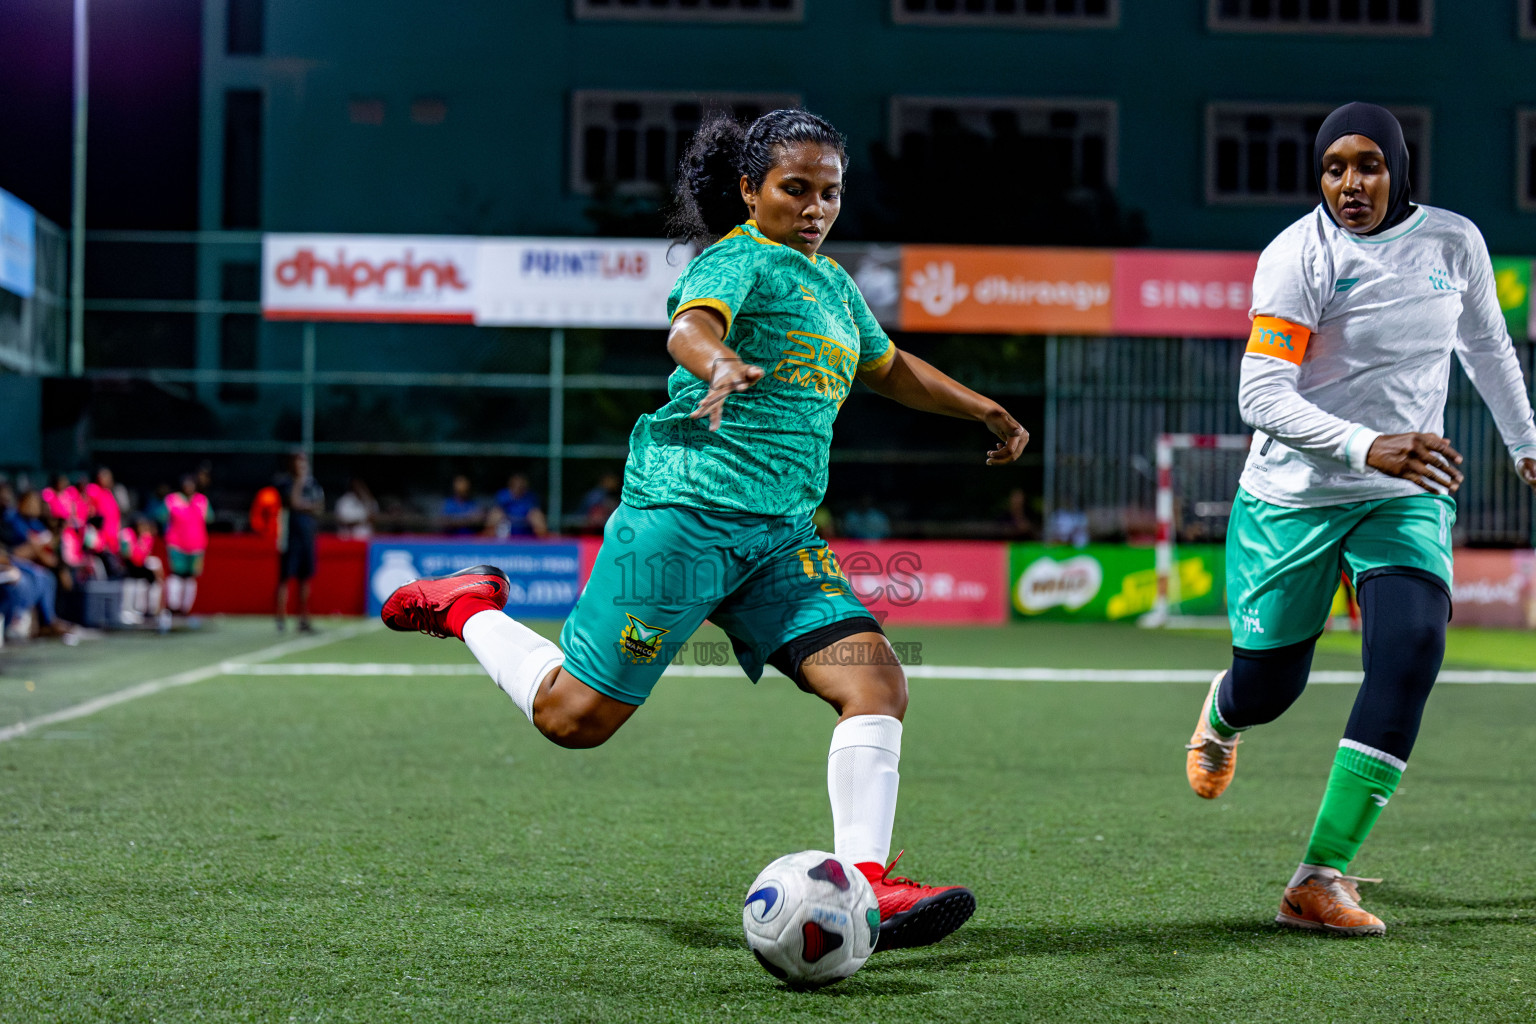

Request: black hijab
left=1313, top=102, right=1415, bottom=235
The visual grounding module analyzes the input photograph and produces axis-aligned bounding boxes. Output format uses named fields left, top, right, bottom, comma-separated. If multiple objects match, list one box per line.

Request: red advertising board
left=1111, top=250, right=1260, bottom=338
left=825, top=540, right=1008, bottom=625
left=1452, top=549, right=1536, bottom=628
left=194, top=534, right=369, bottom=615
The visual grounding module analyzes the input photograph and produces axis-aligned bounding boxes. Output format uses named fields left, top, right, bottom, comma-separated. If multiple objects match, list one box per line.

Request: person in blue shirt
left=439, top=475, right=484, bottom=536
left=493, top=472, right=548, bottom=537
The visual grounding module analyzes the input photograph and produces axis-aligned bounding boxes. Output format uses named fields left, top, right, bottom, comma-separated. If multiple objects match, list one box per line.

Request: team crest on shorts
left=620, top=614, right=671, bottom=664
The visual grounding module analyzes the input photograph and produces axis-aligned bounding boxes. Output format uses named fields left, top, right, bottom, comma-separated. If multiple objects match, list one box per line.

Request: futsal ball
left=742, top=850, right=880, bottom=987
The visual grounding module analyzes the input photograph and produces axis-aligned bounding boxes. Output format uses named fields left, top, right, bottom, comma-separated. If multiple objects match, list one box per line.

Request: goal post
left=1143, top=432, right=1251, bottom=628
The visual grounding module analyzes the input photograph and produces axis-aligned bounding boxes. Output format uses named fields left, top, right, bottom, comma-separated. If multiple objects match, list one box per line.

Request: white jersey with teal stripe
left=1238, top=204, right=1536, bottom=508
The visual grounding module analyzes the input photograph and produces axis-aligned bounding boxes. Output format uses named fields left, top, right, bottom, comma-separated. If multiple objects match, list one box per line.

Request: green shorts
left=560, top=502, right=878, bottom=705
left=1227, top=487, right=1455, bottom=650
left=167, top=548, right=205, bottom=578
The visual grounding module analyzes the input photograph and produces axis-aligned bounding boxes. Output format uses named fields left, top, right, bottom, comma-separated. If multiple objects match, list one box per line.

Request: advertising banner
left=1451, top=549, right=1536, bottom=628
left=899, top=246, right=1114, bottom=334
left=1491, top=256, right=1532, bottom=340
left=1112, top=250, right=1259, bottom=338
left=1009, top=543, right=1225, bottom=621
left=263, top=234, right=478, bottom=322
left=826, top=540, right=1008, bottom=625
left=365, top=539, right=581, bottom=619
left=474, top=238, right=687, bottom=328
left=0, top=186, right=36, bottom=299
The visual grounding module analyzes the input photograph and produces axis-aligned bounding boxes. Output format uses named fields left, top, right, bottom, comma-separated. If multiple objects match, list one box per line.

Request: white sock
left=182, top=579, right=197, bottom=613
left=148, top=581, right=162, bottom=613
left=1289, top=862, right=1340, bottom=887
left=166, top=576, right=184, bottom=612
left=461, top=609, right=565, bottom=724
left=828, top=714, right=902, bottom=867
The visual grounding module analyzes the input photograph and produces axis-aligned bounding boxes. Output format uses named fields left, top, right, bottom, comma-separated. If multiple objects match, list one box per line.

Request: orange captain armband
left=1246, top=316, right=1311, bottom=365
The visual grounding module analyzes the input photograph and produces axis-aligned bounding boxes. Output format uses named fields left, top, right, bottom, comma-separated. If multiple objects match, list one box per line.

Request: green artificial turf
left=2, top=621, right=1534, bottom=1022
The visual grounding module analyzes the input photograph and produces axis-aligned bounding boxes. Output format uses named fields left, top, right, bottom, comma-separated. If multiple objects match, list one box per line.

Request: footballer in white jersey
left=1183, top=102, right=1536, bottom=937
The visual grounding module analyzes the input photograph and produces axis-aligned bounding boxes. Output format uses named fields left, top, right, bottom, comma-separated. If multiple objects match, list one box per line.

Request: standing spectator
left=493, top=472, right=548, bottom=537
left=275, top=451, right=323, bottom=633
left=249, top=483, right=282, bottom=547
left=334, top=478, right=379, bottom=540
left=577, top=471, right=621, bottom=534
left=163, top=474, right=211, bottom=620
left=440, top=475, right=484, bottom=535
left=841, top=495, right=892, bottom=540
left=85, top=467, right=125, bottom=565
left=999, top=487, right=1037, bottom=539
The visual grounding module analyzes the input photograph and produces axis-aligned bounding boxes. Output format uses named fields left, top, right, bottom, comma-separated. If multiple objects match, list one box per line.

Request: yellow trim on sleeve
left=673, top=297, right=734, bottom=336
left=858, top=344, right=896, bottom=374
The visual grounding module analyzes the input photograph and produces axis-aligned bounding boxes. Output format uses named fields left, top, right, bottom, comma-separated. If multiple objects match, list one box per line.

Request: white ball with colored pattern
left=742, top=850, right=879, bottom=987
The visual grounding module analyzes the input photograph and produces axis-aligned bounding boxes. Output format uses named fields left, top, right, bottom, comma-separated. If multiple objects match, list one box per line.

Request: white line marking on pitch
left=212, top=662, right=1536, bottom=685
left=0, top=621, right=383, bottom=744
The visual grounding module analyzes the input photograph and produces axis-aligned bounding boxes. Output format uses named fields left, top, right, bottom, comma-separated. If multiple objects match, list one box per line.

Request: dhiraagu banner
left=1008, top=544, right=1226, bottom=621
left=1491, top=256, right=1532, bottom=340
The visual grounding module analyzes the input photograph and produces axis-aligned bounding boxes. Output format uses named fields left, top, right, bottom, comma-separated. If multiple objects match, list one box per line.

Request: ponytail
left=669, top=108, right=848, bottom=249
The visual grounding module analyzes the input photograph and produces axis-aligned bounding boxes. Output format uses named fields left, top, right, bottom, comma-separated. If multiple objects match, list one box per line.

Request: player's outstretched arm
left=667, top=307, right=765, bottom=433
left=858, top=346, right=1028, bottom=466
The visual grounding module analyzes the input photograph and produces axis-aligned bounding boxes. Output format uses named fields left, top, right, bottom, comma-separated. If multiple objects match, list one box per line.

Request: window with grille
left=1519, top=110, right=1536, bottom=212
left=889, top=97, right=1116, bottom=189
left=893, top=0, right=1117, bottom=27
left=1209, top=0, right=1431, bottom=34
left=570, top=91, right=800, bottom=195
left=573, top=0, right=802, bottom=22
left=1206, top=103, right=1430, bottom=205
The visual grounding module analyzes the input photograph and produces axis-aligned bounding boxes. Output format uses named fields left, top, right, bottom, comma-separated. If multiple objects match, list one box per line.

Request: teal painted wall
left=202, top=2, right=1536, bottom=251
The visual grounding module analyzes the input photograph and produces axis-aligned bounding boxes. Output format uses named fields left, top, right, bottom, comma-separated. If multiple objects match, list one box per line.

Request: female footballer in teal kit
left=383, top=109, right=1029, bottom=949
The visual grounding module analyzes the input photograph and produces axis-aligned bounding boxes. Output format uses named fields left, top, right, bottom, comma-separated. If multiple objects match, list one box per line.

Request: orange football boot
left=1276, top=872, right=1386, bottom=936
left=1186, top=670, right=1240, bottom=799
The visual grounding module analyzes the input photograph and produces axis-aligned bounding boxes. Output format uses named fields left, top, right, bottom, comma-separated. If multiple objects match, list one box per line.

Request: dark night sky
left=0, top=0, right=201, bottom=229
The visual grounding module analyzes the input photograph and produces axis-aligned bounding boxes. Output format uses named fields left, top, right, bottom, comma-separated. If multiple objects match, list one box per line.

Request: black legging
left=1217, top=571, right=1449, bottom=762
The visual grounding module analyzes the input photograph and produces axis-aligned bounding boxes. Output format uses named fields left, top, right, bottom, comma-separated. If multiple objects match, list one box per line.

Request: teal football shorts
left=1226, top=487, right=1455, bottom=650
left=559, top=502, right=878, bottom=705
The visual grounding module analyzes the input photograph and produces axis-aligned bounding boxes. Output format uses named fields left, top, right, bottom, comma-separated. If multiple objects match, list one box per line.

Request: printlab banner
left=474, top=238, right=686, bottom=328
left=0, top=186, right=36, bottom=300
left=366, top=539, right=581, bottom=619
left=1009, top=543, right=1226, bottom=622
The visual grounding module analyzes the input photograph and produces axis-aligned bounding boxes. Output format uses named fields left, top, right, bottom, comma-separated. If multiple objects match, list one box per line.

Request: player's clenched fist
left=1366, top=432, right=1464, bottom=494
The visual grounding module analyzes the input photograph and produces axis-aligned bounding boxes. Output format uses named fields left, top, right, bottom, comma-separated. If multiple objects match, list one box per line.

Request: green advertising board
left=1492, top=256, right=1532, bottom=340
left=1008, top=544, right=1226, bottom=622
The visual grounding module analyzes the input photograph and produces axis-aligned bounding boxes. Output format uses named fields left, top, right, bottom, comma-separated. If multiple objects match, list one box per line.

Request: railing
left=0, top=215, right=67, bottom=375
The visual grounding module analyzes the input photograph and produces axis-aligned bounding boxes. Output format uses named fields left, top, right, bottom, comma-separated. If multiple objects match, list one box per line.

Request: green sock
left=1301, top=742, right=1405, bottom=872
left=1207, top=698, right=1240, bottom=739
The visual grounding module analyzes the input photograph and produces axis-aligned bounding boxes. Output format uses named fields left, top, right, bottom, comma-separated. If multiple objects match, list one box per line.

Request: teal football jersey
left=623, top=221, right=895, bottom=517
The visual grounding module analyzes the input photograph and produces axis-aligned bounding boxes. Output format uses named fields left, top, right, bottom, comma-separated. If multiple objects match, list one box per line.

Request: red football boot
left=857, top=851, right=976, bottom=951
left=380, top=564, right=510, bottom=639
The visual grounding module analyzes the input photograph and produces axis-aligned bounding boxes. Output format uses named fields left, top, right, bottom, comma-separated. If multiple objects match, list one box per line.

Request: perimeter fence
left=37, top=231, right=1536, bottom=545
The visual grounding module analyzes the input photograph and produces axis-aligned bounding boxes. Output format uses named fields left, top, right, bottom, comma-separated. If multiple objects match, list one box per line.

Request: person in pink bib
left=163, top=475, right=211, bottom=617
left=85, top=467, right=123, bottom=559
left=119, top=515, right=166, bottom=627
